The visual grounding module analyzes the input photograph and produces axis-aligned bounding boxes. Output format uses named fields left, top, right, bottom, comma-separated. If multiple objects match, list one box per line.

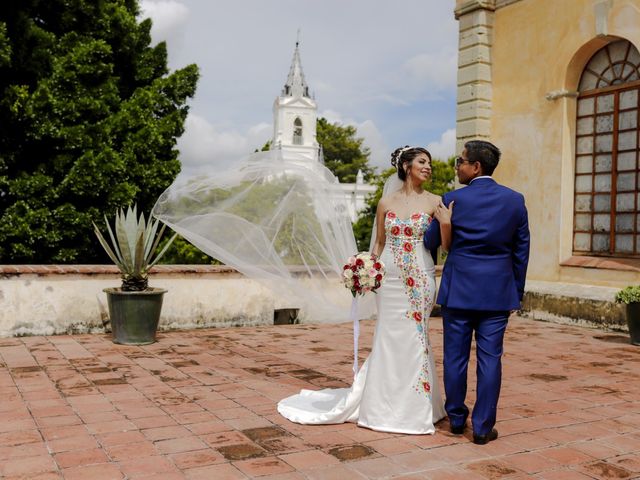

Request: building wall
left=275, top=105, right=317, bottom=148
left=456, top=0, right=640, bottom=287
left=332, top=182, right=377, bottom=222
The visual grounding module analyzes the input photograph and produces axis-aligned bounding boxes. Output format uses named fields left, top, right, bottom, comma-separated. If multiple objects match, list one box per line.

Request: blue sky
left=140, top=0, right=459, bottom=172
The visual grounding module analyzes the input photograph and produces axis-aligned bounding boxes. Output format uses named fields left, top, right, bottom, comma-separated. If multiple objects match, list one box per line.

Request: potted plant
left=93, top=205, right=177, bottom=345
left=614, top=285, right=640, bottom=346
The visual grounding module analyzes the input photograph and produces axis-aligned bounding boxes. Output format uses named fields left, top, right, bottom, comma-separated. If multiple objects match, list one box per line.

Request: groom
left=424, top=140, right=530, bottom=445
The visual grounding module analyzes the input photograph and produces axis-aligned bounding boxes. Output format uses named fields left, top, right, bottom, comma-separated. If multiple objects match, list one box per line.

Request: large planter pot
left=104, top=287, right=167, bottom=345
left=625, top=302, right=640, bottom=346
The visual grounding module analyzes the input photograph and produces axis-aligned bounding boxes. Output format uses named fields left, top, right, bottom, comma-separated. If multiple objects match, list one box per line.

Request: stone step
left=520, top=280, right=627, bottom=332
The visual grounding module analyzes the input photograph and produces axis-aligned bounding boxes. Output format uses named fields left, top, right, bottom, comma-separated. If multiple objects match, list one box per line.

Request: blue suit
left=424, top=177, right=530, bottom=435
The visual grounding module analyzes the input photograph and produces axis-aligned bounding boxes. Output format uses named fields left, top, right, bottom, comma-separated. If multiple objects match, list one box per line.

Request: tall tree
left=316, top=117, right=374, bottom=183
left=0, top=0, right=199, bottom=263
left=352, top=157, right=456, bottom=251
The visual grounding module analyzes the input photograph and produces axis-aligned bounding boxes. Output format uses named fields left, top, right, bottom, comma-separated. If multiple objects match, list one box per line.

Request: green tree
left=159, top=236, right=221, bottom=265
left=430, top=156, right=456, bottom=196
left=253, top=140, right=271, bottom=153
left=352, top=168, right=395, bottom=252
left=316, top=117, right=375, bottom=183
left=352, top=157, right=456, bottom=251
left=0, top=0, right=199, bottom=263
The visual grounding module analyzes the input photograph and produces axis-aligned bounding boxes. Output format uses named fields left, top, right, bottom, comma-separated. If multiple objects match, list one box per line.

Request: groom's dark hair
left=465, top=140, right=501, bottom=176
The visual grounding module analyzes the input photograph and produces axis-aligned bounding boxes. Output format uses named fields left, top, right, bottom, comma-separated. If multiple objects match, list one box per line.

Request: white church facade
left=271, top=41, right=375, bottom=222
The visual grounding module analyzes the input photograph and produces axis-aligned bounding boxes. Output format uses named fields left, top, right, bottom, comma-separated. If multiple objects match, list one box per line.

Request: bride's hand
left=434, top=200, right=454, bottom=224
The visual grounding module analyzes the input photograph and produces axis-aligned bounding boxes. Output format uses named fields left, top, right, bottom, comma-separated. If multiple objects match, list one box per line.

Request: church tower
left=272, top=40, right=320, bottom=163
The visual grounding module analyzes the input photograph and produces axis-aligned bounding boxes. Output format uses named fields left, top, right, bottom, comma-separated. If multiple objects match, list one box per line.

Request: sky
left=139, top=0, right=459, bottom=173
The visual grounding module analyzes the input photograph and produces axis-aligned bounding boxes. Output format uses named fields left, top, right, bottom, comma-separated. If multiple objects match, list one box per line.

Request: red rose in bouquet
left=342, top=252, right=386, bottom=297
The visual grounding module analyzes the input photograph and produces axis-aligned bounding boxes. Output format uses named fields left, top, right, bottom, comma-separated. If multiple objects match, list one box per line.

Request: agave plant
left=93, top=205, right=177, bottom=291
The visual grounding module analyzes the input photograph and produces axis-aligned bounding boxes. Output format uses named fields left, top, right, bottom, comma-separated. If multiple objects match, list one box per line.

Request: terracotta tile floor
left=0, top=316, right=639, bottom=479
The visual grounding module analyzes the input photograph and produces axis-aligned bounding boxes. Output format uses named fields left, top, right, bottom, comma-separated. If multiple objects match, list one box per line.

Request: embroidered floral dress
left=277, top=211, right=446, bottom=434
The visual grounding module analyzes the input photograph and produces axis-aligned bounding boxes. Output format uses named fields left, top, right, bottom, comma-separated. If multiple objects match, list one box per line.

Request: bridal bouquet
left=342, top=252, right=385, bottom=297
left=342, top=252, right=385, bottom=377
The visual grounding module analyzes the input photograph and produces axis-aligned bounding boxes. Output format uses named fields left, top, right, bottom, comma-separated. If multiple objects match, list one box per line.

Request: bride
left=278, top=146, right=451, bottom=434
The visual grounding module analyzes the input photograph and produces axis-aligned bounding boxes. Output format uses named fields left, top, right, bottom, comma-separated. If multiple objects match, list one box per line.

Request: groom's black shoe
left=450, top=424, right=465, bottom=435
left=473, top=428, right=498, bottom=445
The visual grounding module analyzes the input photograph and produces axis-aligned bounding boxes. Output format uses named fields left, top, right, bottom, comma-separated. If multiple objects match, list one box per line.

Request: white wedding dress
left=278, top=211, right=446, bottom=434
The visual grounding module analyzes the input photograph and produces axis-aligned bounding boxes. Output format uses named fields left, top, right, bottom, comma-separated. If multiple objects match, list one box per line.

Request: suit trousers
left=442, top=307, right=509, bottom=436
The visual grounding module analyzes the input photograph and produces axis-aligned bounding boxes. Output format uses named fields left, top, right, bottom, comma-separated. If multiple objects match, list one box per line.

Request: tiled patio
left=0, top=316, right=639, bottom=480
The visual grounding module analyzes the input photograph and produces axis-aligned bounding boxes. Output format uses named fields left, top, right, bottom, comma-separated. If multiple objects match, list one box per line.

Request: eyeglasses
left=455, top=156, right=476, bottom=168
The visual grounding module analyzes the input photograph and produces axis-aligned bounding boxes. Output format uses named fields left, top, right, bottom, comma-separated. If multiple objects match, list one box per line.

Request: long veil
left=369, top=173, right=404, bottom=251
left=152, top=150, right=376, bottom=323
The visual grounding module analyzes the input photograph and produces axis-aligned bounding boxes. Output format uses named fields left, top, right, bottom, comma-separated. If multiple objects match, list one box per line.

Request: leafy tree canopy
left=316, top=117, right=374, bottom=183
left=0, top=0, right=199, bottom=263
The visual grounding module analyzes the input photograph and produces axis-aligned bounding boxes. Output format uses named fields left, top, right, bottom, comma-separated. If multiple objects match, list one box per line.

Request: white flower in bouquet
left=341, top=252, right=386, bottom=297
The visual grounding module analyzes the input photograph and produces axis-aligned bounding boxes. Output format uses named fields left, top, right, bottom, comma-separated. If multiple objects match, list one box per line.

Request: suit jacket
left=424, top=177, right=530, bottom=311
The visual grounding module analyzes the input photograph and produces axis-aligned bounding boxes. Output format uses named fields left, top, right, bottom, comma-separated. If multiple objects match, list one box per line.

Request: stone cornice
left=455, top=0, right=495, bottom=19
left=455, top=0, right=523, bottom=18
left=0, top=264, right=237, bottom=276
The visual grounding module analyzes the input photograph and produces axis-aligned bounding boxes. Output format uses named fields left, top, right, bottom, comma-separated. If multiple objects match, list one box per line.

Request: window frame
left=293, top=117, right=303, bottom=145
left=573, top=41, right=640, bottom=258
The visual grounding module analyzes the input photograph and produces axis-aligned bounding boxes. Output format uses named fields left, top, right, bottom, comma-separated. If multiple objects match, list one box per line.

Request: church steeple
left=272, top=32, right=318, bottom=164
left=282, top=36, right=310, bottom=98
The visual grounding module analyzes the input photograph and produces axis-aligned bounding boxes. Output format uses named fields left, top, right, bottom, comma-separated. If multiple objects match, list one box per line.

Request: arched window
left=574, top=40, right=640, bottom=257
left=293, top=117, right=303, bottom=145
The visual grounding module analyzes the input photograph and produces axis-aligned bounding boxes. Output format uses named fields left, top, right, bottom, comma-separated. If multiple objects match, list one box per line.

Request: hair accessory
left=392, top=146, right=415, bottom=168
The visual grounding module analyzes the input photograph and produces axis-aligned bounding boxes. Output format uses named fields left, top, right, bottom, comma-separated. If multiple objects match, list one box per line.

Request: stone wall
left=454, top=0, right=640, bottom=287
left=1, top=265, right=629, bottom=338
left=0, top=266, right=308, bottom=337
left=455, top=1, right=496, bottom=152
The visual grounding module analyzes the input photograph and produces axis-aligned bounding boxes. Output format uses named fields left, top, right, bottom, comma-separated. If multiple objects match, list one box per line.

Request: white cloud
left=319, top=110, right=389, bottom=171
left=318, top=109, right=344, bottom=125
left=427, top=128, right=456, bottom=161
left=180, top=110, right=389, bottom=174
left=356, top=120, right=389, bottom=171
left=139, top=0, right=189, bottom=45
left=147, top=0, right=458, bottom=173
left=402, top=50, right=458, bottom=94
left=177, top=114, right=270, bottom=172
left=368, top=93, right=411, bottom=107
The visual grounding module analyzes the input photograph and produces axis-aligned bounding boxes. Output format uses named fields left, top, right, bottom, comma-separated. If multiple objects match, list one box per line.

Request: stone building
left=455, top=0, right=640, bottom=291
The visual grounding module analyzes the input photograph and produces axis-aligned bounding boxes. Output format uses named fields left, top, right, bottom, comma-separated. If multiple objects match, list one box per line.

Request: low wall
left=520, top=280, right=627, bottom=332
left=1, top=267, right=628, bottom=337
left=0, top=265, right=304, bottom=337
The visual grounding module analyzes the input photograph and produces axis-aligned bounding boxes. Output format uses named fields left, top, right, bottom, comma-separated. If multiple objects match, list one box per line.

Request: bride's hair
left=390, top=146, right=432, bottom=181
